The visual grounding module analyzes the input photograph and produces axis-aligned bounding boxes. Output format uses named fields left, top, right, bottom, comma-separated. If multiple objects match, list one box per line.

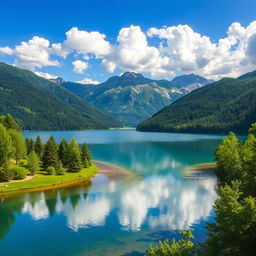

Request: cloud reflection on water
left=19, top=171, right=217, bottom=232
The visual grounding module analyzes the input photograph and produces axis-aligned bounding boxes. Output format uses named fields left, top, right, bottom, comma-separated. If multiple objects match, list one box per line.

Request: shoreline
left=0, top=161, right=132, bottom=195
left=184, top=162, right=216, bottom=178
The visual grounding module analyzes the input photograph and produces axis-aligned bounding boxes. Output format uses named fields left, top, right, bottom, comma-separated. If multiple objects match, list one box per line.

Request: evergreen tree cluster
left=0, top=114, right=92, bottom=182
left=42, top=137, right=92, bottom=174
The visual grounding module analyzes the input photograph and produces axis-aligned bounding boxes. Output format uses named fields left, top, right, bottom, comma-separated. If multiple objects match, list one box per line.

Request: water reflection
left=0, top=171, right=217, bottom=240
left=0, top=131, right=222, bottom=255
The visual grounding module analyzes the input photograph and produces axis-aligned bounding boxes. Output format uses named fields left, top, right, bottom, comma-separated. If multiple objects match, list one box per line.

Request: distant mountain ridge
left=0, top=62, right=120, bottom=130
left=137, top=70, right=256, bottom=134
left=61, top=72, right=213, bottom=126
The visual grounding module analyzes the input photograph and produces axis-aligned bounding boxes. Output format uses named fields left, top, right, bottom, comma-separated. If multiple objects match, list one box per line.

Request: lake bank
left=184, top=162, right=216, bottom=178
left=0, top=160, right=134, bottom=195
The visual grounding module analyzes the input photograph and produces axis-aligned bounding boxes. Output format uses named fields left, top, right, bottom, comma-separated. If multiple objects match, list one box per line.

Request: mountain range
left=0, top=62, right=120, bottom=130
left=137, top=71, right=256, bottom=134
left=61, top=72, right=213, bottom=126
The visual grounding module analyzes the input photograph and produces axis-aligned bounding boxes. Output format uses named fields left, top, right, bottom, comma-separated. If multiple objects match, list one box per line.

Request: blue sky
left=0, top=0, right=256, bottom=83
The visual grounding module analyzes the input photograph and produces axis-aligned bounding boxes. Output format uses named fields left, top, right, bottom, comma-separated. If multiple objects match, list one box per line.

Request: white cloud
left=14, top=36, right=60, bottom=70
left=77, top=77, right=100, bottom=85
left=72, top=60, right=88, bottom=74
left=55, top=27, right=112, bottom=58
left=2, top=21, right=256, bottom=79
left=34, top=71, right=58, bottom=79
left=102, top=25, right=171, bottom=78
left=0, top=46, right=14, bottom=55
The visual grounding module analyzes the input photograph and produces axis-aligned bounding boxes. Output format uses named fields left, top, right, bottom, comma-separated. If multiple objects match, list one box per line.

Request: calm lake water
left=0, top=129, right=224, bottom=256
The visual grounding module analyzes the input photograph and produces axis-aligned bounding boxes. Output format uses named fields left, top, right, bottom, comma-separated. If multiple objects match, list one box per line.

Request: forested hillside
left=0, top=62, right=120, bottom=130
left=137, top=73, right=256, bottom=134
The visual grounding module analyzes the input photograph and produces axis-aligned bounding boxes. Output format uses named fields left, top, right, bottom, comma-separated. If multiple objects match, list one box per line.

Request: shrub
left=20, top=159, right=27, bottom=167
left=0, top=164, right=13, bottom=182
left=56, top=167, right=66, bottom=175
left=10, top=166, right=28, bottom=180
left=46, top=166, right=55, bottom=175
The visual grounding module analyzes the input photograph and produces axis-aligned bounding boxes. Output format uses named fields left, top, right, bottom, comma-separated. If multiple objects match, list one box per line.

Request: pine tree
left=26, top=138, right=35, bottom=155
left=215, top=132, right=242, bottom=183
left=81, top=143, right=92, bottom=167
left=0, top=114, right=20, bottom=131
left=42, top=136, right=59, bottom=170
left=67, top=139, right=82, bottom=172
left=35, top=136, right=44, bottom=159
left=58, top=139, right=70, bottom=167
left=27, top=151, right=40, bottom=175
left=0, top=124, right=14, bottom=167
left=9, top=129, right=27, bottom=165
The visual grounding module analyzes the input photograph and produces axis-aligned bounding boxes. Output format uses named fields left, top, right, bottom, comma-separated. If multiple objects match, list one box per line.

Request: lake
left=0, top=129, right=224, bottom=256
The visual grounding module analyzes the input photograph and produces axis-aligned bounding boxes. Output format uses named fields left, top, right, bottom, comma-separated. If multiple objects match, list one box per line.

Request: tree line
left=146, top=123, right=256, bottom=255
left=0, top=114, right=92, bottom=182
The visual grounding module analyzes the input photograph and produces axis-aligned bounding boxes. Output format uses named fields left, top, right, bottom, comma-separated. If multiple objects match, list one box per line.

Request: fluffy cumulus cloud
left=0, top=46, right=14, bottom=55
left=72, top=60, right=88, bottom=74
left=77, top=77, right=100, bottom=85
left=1, top=21, right=256, bottom=79
left=34, top=71, right=58, bottom=79
left=14, top=36, right=59, bottom=70
left=54, top=27, right=112, bottom=58
left=102, top=25, right=171, bottom=77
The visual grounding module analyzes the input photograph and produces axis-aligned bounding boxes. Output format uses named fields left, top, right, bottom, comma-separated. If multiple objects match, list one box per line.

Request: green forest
left=137, top=74, right=256, bottom=134
left=0, top=114, right=94, bottom=190
left=146, top=124, right=256, bottom=256
left=0, top=62, right=120, bottom=130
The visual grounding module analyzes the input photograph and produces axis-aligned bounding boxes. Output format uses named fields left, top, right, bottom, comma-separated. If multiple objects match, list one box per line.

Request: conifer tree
left=26, top=138, right=35, bottom=155
left=42, top=136, right=59, bottom=170
left=215, top=132, right=242, bottom=183
left=58, top=139, right=70, bottom=167
left=67, top=139, right=82, bottom=172
left=9, top=129, right=27, bottom=165
left=27, top=151, right=40, bottom=175
left=0, top=114, right=20, bottom=131
left=0, top=124, right=14, bottom=167
left=81, top=143, right=92, bottom=167
left=35, top=136, right=44, bottom=159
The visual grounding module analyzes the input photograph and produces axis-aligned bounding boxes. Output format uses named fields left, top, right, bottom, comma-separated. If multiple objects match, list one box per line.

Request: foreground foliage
left=146, top=230, right=195, bottom=256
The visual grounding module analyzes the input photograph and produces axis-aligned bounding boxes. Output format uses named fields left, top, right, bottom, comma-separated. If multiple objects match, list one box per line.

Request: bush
left=10, top=166, right=28, bottom=180
left=56, top=167, right=66, bottom=175
left=20, top=159, right=27, bottom=167
left=0, top=165, right=13, bottom=182
left=46, top=166, right=55, bottom=175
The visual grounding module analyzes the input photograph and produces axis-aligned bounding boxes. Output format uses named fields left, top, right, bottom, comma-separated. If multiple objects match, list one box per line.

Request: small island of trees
left=0, top=114, right=95, bottom=191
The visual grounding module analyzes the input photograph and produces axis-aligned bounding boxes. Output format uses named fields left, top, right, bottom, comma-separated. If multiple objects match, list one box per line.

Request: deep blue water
left=0, top=130, right=224, bottom=256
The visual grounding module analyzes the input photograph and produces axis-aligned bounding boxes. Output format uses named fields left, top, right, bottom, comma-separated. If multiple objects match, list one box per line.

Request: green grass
left=0, top=164, right=98, bottom=193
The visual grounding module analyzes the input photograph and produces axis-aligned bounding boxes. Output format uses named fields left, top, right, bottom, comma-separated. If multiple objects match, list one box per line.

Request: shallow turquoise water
left=0, top=130, right=224, bottom=256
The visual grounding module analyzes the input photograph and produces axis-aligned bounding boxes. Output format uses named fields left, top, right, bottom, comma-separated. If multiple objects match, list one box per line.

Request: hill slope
left=62, top=72, right=212, bottom=126
left=0, top=62, right=120, bottom=130
left=137, top=73, right=256, bottom=134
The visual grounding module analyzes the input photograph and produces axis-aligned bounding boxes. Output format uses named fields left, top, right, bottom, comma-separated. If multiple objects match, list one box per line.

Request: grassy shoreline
left=0, top=164, right=98, bottom=194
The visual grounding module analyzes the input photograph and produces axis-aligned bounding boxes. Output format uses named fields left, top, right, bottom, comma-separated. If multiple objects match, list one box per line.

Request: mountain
left=0, top=62, right=120, bottom=130
left=237, top=70, right=256, bottom=80
left=50, top=77, right=66, bottom=85
left=170, top=74, right=214, bottom=88
left=61, top=72, right=212, bottom=126
left=137, top=71, right=256, bottom=134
